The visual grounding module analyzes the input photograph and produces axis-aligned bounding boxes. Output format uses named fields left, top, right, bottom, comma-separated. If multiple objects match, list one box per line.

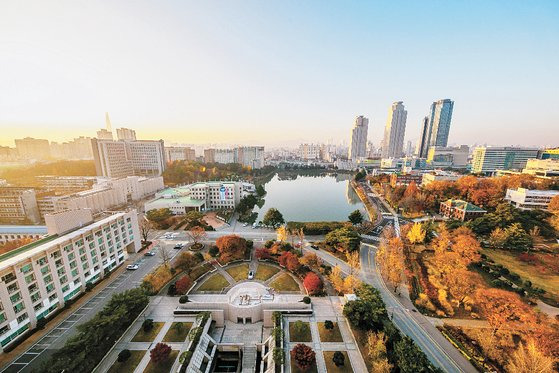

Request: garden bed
left=144, top=350, right=179, bottom=373
left=131, top=322, right=164, bottom=342
left=107, top=350, right=145, bottom=373
left=323, top=351, right=353, bottom=373
left=289, top=321, right=312, bottom=342
left=163, top=322, right=192, bottom=342
left=317, top=322, right=343, bottom=342
left=225, top=263, right=249, bottom=282
left=255, top=264, right=280, bottom=281
left=197, top=273, right=230, bottom=292
left=269, top=273, right=300, bottom=292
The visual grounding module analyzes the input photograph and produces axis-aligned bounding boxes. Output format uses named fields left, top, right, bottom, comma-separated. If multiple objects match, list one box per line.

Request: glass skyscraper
left=417, top=99, right=454, bottom=158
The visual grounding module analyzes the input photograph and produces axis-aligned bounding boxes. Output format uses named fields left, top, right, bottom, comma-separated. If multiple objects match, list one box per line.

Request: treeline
left=162, top=160, right=275, bottom=185
left=38, top=288, right=148, bottom=373
left=286, top=221, right=351, bottom=235
left=0, top=160, right=96, bottom=185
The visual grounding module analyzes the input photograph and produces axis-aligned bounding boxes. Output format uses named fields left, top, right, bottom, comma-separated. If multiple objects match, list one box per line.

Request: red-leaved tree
left=175, top=275, right=193, bottom=295
left=255, top=247, right=272, bottom=260
left=303, top=272, right=323, bottom=295
left=216, top=235, right=247, bottom=263
left=278, top=251, right=300, bottom=272
left=290, top=343, right=316, bottom=371
left=150, top=343, right=171, bottom=363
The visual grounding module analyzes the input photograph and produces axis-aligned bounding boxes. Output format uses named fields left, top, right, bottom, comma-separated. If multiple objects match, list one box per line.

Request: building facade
left=0, top=188, right=40, bottom=224
left=421, top=171, right=461, bottom=187
left=522, top=159, right=559, bottom=178
left=539, top=148, right=559, bottom=160
left=417, top=99, right=454, bottom=158
left=471, top=147, right=539, bottom=174
left=439, top=199, right=486, bottom=221
left=505, top=188, right=559, bottom=210
left=36, top=176, right=97, bottom=194
left=382, top=101, right=407, bottom=158
left=0, top=209, right=140, bottom=351
left=14, top=138, right=51, bottom=160
left=116, top=128, right=137, bottom=141
left=348, top=116, right=369, bottom=161
left=426, top=145, right=469, bottom=168
left=164, top=146, right=196, bottom=162
left=0, top=226, right=47, bottom=244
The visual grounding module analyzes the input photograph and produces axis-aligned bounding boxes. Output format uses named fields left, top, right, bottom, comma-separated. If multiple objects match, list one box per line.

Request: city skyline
left=1, top=1, right=558, bottom=148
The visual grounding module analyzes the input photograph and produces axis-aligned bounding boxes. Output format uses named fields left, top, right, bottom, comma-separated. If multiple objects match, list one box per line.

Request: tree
left=255, top=247, right=272, bottom=260
left=290, top=344, right=316, bottom=371
left=117, top=349, right=131, bottom=363
left=256, top=184, right=266, bottom=197
left=332, top=351, right=345, bottom=367
left=377, top=237, right=405, bottom=293
left=324, top=320, right=334, bottom=330
left=343, top=274, right=361, bottom=294
left=506, top=339, right=556, bottom=373
left=346, top=251, right=360, bottom=275
left=276, top=226, right=288, bottom=242
left=150, top=343, right=171, bottom=364
left=343, top=298, right=387, bottom=331
left=146, top=208, right=172, bottom=223
left=394, top=336, right=433, bottom=373
left=303, top=272, right=323, bottom=295
left=159, top=246, right=172, bottom=267
left=452, top=231, right=481, bottom=266
left=366, top=331, right=393, bottom=372
left=548, top=195, right=559, bottom=214
left=348, top=210, right=364, bottom=225
left=446, top=269, right=483, bottom=309
left=324, top=227, right=361, bottom=252
left=139, top=219, right=153, bottom=243
left=504, top=223, right=532, bottom=251
left=179, top=295, right=189, bottom=303
left=143, top=318, right=154, bottom=332
left=329, top=265, right=345, bottom=294
left=187, top=226, right=207, bottom=246
left=489, top=227, right=508, bottom=249
left=279, top=251, right=300, bottom=272
left=175, top=275, right=193, bottom=295
left=263, top=208, right=285, bottom=228
left=175, top=251, right=198, bottom=271
left=406, top=222, right=426, bottom=246
left=216, top=235, right=247, bottom=262
left=300, top=253, right=321, bottom=270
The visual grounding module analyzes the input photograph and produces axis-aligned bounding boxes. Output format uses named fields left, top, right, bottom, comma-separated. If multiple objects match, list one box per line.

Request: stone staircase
left=241, top=345, right=257, bottom=373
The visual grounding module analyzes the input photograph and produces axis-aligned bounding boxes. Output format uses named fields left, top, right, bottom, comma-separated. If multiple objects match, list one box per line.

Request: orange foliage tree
left=216, top=235, right=247, bottom=263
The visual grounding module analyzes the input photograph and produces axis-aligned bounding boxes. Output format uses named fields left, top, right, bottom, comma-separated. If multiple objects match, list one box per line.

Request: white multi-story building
left=421, top=170, right=462, bottom=187
left=145, top=181, right=253, bottom=214
left=214, top=149, right=235, bottom=164
left=116, top=128, right=137, bottom=141
left=298, top=144, right=322, bottom=160
left=0, top=188, right=40, bottom=225
left=164, top=146, right=196, bottom=162
left=236, top=146, right=265, bottom=169
left=37, top=176, right=164, bottom=218
left=36, top=176, right=97, bottom=194
left=382, top=102, right=407, bottom=158
left=14, top=138, right=51, bottom=160
left=472, top=147, right=539, bottom=174
left=426, top=145, right=469, bottom=168
left=505, top=188, right=559, bottom=210
left=0, top=209, right=140, bottom=351
left=50, top=137, right=94, bottom=160
left=522, top=159, right=559, bottom=178
left=0, top=226, right=47, bottom=244
left=91, top=139, right=166, bottom=178
left=348, top=116, right=369, bottom=161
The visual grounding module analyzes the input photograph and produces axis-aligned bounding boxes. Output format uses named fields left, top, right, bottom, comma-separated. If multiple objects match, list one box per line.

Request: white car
left=126, top=264, right=139, bottom=270
left=248, top=270, right=254, bottom=280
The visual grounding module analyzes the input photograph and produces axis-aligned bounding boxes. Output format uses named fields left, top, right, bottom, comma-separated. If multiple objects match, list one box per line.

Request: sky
left=0, top=0, right=558, bottom=148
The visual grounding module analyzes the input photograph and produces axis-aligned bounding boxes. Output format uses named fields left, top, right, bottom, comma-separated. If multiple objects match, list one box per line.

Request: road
left=0, top=235, right=183, bottom=373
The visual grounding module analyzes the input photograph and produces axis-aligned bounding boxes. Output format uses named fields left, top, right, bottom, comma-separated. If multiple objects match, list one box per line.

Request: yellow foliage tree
left=276, top=226, right=288, bottom=242
left=406, top=222, right=426, bottom=246
left=506, top=339, right=556, bottom=373
left=329, top=265, right=345, bottom=294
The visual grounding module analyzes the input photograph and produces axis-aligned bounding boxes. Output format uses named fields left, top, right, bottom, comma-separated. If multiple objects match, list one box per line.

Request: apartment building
left=298, top=143, right=323, bottom=160
left=203, top=147, right=265, bottom=169
left=91, top=139, right=166, bottom=178
left=14, top=138, right=51, bottom=160
left=49, top=137, right=94, bottom=160
left=522, top=159, right=559, bottom=178
left=0, top=209, right=140, bottom=351
left=0, top=188, right=40, bottom=225
left=426, top=145, right=469, bottom=168
left=164, top=146, right=196, bottom=162
left=505, top=188, right=559, bottom=210
left=471, top=147, right=538, bottom=174
left=36, top=176, right=97, bottom=194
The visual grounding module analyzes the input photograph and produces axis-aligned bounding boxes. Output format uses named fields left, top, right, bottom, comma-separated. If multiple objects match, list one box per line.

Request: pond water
left=254, top=173, right=367, bottom=222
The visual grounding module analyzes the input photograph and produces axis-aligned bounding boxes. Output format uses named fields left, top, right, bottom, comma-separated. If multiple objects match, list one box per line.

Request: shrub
left=290, top=344, right=315, bottom=371
left=150, top=343, right=171, bottom=363
left=332, top=351, right=345, bottom=367
left=143, top=318, right=154, bottom=332
left=176, top=275, right=193, bottom=295
left=324, top=320, right=334, bottom=330
left=273, top=347, right=284, bottom=365
left=179, top=350, right=193, bottom=365
left=117, top=349, right=131, bottom=363
left=209, top=245, right=219, bottom=257
left=265, top=240, right=275, bottom=248
left=167, top=283, right=177, bottom=296
left=179, top=295, right=189, bottom=304
left=302, top=296, right=311, bottom=304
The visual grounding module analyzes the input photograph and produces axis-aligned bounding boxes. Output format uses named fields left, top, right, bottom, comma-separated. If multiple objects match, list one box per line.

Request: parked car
left=126, top=264, right=139, bottom=270
left=248, top=270, right=254, bottom=280
left=242, top=223, right=248, bottom=227
left=311, top=245, right=319, bottom=250
left=174, top=244, right=183, bottom=250
left=144, top=251, right=156, bottom=256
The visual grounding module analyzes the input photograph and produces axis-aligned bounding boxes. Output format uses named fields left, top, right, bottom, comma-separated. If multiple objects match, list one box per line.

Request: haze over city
left=1, top=0, right=558, bottom=147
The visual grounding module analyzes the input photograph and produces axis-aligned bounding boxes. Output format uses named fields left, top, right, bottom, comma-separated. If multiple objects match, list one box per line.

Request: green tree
left=325, top=227, right=361, bottom=252
left=256, top=184, right=266, bottom=197
left=146, top=208, right=172, bottom=222
left=504, top=223, right=532, bottom=250
left=263, top=208, right=285, bottom=228
left=348, top=210, right=364, bottom=225
left=343, top=298, right=387, bottom=331
left=332, top=351, right=345, bottom=367
left=394, top=336, right=433, bottom=373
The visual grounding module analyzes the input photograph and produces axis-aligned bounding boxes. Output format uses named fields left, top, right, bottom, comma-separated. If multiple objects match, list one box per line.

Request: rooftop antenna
left=105, top=112, right=112, bottom=132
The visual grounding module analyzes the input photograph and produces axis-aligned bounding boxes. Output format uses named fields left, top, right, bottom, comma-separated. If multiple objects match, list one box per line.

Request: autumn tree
left=276, top=226, right=288, bottom=242
left=506, top=339, right=556, bottom=373
left=216, top=235, right=247, bottom=263
left=300, top=253, right=321, bottom=270
left=548, top=195, right=559, bottom=214
left=348, top=210, right=364, bottom=225
left=377, top=237, right=405, bottom=293
left=187, top=226, right=207, bottom=247
left=175, top=275, right=193, bottom=294
left=290, top=344, right=316, bottom=371
left=346, top=251, right=360, bottom=275
left=451, top=230, right=481, bottom=266
left=278, top=251, right=300, bottom=272
left=329, top=265, right=345, bottom=294
left=367, top=331, right=393, bottom=372
left=446, top=269, right=483, bottom=309
left=150, top=343, right=171, bottom=364
left=489, top=227, right=508, bottom=249
left=303, top=272, right=323, bottom=295
left=139, top=219, right=153, bottom=243
left=159, top=246, right=172, bottom=268
left=406, top=222, right=426, bottom=247
left=343, top=275, right=361, bottom=294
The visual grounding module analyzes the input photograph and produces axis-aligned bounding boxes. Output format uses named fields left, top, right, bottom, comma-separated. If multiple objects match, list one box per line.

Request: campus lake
left=254, top=173, right=367, bottom=222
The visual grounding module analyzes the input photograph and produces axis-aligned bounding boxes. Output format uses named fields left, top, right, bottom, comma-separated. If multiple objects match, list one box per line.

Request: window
left=59, top=275, right=67, bottom=284
left=25, top=274, right=35, bottom=284
left=20, top=263, right=32, bottom=274
left=13, top=302, right=25, bottom=313
left=46, top=284, right=55, bottom=293
left=40, top=266, right=50, bottom=275
left=10, top=292, right=21, bottom=304
left=0, top=313, right=6, bottom=323
left=36, top=257, right=47, bottom=266
left=1, top=272, right=16, bottom=283
left=30, top=292, right=41, bottom=303
left=43, top=274, right=52, bottom=284
left=61, top=285, right=69, bottom=293
left=16, top=313, right=28, bottom=323
left=51, top=250, right=61, bottom=259
left=33, top=303, right=43, bottom=312
left=7, top=283, right=19, bottom=294
left=68, top=253, right=75, bottom=261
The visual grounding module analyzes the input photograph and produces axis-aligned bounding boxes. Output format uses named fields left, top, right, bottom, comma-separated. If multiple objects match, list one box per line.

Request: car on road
left=248, top=270, right=254, bottom=280
left=311, top=245, right=319, bottom=250
left=144, top=251, right=156, bottom=256
left=126, top=264, right=139, bottom=270
left=174, top=243, right=183, bottom=249
left=243, top=223, right=248, bottom=227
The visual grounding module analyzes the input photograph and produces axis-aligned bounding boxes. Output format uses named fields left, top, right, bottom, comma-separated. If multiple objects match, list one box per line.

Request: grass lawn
left=290, top=359, right=318, bottom=373
left=323, top=351, right=353, bottom=373
left=225, top=263, right=249, bottom=282
left=162, top=322, right=192, bottom=342
left=484, top=249, right=559, bottom=303
left=188, top=263, right=213, bottom=281
left=131, top=322, right=165, bottom=342
left=289, top=321, right=312, bottom=342
left=269, top=273, right=300, bottom=292
left=107, top=350, right=145, bottom=373
left=318, top=322, right=343, bottom=342
left=144, top=350, right=179, bottom=373
left=255, top=264, right=280, bottom=281
left=348, top=325, right=372, bottom=372
left=197, top=273, right=230, bottom=292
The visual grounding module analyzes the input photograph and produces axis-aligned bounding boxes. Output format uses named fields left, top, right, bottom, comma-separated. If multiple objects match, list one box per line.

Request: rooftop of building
left=509, top=188, right=559, bottom=195
left=443, top=199, right=486, bottom=212
left=148, top=195, right=206, bottom=208
left=0, top=225, right=48, bottom=235
left=0, top=212, right=126, bottom=270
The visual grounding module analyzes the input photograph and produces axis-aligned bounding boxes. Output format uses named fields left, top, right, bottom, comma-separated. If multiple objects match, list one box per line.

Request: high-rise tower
left=417, top=99, right=454, bottom=158
left=381, top=101, right=407, bottom=158
left=348, top=116, right=369, bottom=161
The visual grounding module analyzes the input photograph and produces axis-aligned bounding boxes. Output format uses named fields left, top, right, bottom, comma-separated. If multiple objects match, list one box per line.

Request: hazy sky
left=0, top=1, right=558, bottom=148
